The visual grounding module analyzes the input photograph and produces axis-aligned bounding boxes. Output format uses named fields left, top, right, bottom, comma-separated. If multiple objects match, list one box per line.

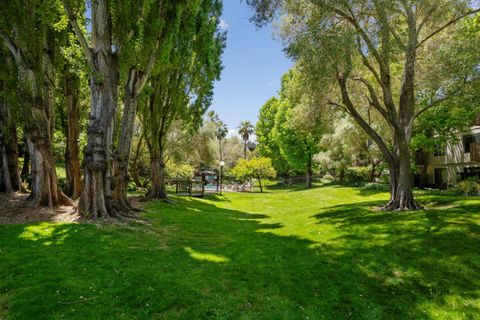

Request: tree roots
left=380, top=198, right=423, bottom=211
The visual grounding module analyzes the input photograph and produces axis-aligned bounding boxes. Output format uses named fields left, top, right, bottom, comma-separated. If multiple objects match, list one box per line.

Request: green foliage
left=256, top=97, right=290, bottom=175
left=345, top=166, right=370, bottom=182
left=139, top=0, right=225, bottom=159
left=322, top=173, right=334, bottom=182
left=363, top=182, right=390, bottom=192
left=455, top=178, right=479, bottom=196
left=165, top=162, right=195, bottom=181
left=257, top=69, right=325, bottom=176
left=231, top=157, right=276, bottom=183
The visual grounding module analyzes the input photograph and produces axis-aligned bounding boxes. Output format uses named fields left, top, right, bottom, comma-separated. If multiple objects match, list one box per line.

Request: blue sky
left=211, top=1, right=292, bottom=134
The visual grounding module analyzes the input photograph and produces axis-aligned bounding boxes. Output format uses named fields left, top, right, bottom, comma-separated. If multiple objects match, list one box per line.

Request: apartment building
left=417, top=124, right=480, bottom=188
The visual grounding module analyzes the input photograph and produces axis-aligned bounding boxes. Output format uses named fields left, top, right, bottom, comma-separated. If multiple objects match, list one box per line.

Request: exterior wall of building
left=426, top=126, right=480, bottom=187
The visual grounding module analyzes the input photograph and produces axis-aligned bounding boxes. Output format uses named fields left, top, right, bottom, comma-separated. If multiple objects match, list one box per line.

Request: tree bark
left=130, top=134, right=144, bottom=188
left=0, top=80, right=19, bottom=192
left=76, top=0, right=122, bottom=218
left=113, top=71, right=140, bottom=210
left=63, top=73, right=82, bottom=199
left=147, top=148, right=168, bottom=199
left=382, top=141, right=421, bottom=211
left=3, top=32, right=71, bottom=207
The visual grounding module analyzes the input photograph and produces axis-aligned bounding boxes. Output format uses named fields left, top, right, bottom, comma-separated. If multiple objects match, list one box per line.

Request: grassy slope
left=1, top=185, right=480, bottom=319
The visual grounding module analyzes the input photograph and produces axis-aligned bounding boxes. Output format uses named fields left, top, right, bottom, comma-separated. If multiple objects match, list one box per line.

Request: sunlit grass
left=1, top=184, right=480, bottom=319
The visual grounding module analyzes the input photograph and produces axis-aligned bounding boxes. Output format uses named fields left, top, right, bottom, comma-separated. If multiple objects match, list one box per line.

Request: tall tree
left=1, top=0, right=71, bottom=206
left=57, top=30, right=87, bottom=200
left=139, top=0, right=225, bottom=199
left=64, top=0, right=121, bottom=217
left=112, top=0, right=180, bottom=210
left=209, top=111, right=229, bottom=162
left=247, top=0, right=480, bottom=210
left=238, top=121, right=254, bottom=159
left=256, top=97, right=290, bottom=176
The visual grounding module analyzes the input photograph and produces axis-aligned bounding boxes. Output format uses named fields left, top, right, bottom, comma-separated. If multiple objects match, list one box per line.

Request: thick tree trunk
left=147, top=148, right=168, bottom=199
left=244, top=141, right=247, bottom=159
left=78, top=67, right=119, bottom=218
left=64, top=74, right=82, bottom=199
left=306, top=154, right=312, bottom=188
left=77, top=0, right=124, bottom=218
left=17, top=63, right=70, bottom=207
left=113, top=82, right=139, bottom=210
left=26, top=135, right=70, bottom=207
left=382, top=15, right=421, bottom=211
left=381, top=142, right=421, bottom=211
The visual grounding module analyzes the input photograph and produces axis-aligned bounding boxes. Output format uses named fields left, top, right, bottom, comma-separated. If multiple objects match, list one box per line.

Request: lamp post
left=219, top=161, right=225, bottom=195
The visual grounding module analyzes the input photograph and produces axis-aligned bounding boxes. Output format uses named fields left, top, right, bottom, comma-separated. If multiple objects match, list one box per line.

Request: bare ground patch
left=0, top=192, right=79, bottom=225
left=0, top=193, right=146, bottom=225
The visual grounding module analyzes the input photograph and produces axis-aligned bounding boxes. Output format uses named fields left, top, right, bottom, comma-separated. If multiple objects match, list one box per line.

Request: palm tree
left=238, top=121, right=254, bottom=159
left=209, top=111, right=229, bottom=162
left=215, top=121, right=228, bottom=162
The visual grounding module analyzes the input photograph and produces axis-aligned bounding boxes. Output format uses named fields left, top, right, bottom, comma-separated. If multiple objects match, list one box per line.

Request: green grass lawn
left=1, top=184, right=480, bottom=319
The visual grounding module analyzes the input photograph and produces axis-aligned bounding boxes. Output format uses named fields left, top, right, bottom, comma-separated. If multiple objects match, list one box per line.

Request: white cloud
left=219, top=19, right=229, bottom=31
left=227, top=129, right=238, bottom=138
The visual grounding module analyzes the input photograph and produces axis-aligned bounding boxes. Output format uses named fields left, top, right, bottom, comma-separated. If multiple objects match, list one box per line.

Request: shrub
left=166, top=163, right=195, bottom=181
left=231, top=157, right=276, bottom=192
left=364, top=182, right=390, bottom=191
left=345, top=166, right=370, bottom=182
left=455, top=178, right=479, bottom=196
left=322, top=174, right=334, bottom=181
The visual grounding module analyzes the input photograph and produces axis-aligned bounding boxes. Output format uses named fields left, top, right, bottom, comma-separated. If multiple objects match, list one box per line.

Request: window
left=433, top=143, right=445, bottom=156
left=463, top=134, right=480, bottom=153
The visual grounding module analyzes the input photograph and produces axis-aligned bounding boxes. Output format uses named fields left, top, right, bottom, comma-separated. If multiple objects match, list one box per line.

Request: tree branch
left=417, top=8, right=480, bottom=48
left=355, top=36, right=383, bottom=89
left=63, top=2, right=94, bottom=69
left=333, top=5, right=387, bottom=73
left=353, top=76, right=400, bottom=132
left=337, top=72, right=395, bottom=165
left=327, top=99, right=349, bottom=114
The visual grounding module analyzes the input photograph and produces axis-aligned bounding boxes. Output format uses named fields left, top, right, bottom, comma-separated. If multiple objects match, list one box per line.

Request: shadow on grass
left=1, top=193, right=480, bottom=319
